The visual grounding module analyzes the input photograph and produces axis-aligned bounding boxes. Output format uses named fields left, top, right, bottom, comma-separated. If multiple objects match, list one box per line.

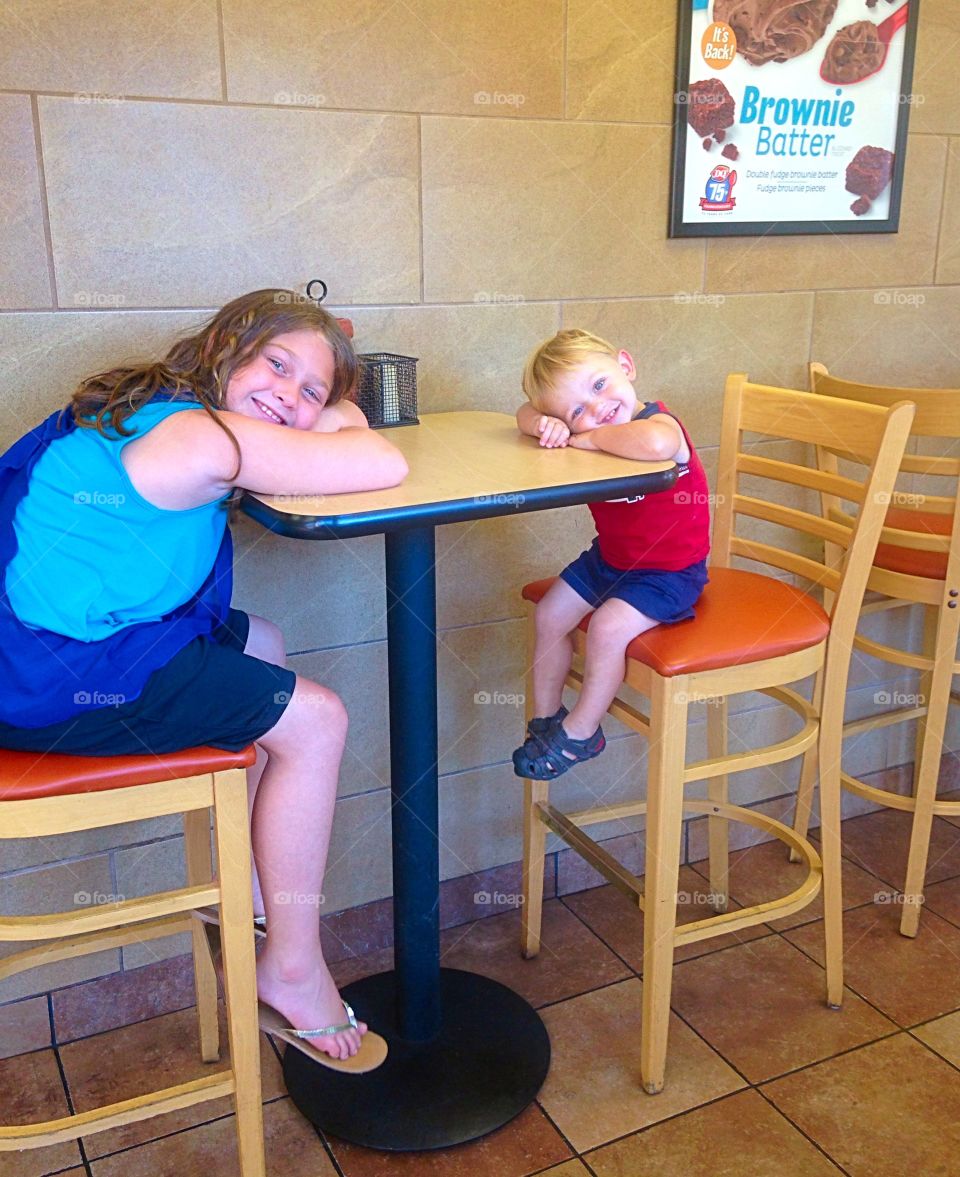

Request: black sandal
left=526, top=704, right=568, bottom=740
left=512, top=714, right=606, bottom=780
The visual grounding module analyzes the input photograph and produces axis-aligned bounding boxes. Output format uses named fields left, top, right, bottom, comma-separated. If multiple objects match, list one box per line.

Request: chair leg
left=212, top=768, right=265, bottom=1177
left=184, top=807, right=220, bottom=1063
left=790, top=668, right=823, bottom=863
left=911, top=605, right=938, bottom=798
left=521, top=777, right=549, bottom=958
left=641, top=674, right=689, bottom=1094
left=901, top=610, right=953, bottom=937
left=818, top=659, right=846, bottom=1009
left=705, top=696, right=729, bottom=913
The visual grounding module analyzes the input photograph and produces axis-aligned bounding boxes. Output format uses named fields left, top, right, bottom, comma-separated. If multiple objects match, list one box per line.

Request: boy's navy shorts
left=0, top=609, right=296, bottom=756
left=560, top=541, right=708, bottom=623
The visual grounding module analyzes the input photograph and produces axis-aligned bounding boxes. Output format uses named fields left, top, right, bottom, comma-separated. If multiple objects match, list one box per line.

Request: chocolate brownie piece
left=845, top=146, right=894, bottom=200
left=687, top=78, right=735, bottom=139
left=850, top=195, right=872, bottom=215
left=703, top=137, right=714, bottom=151
left=722, top=143, right=740, bottom=161
left=714, top=128, right=726, bottom=142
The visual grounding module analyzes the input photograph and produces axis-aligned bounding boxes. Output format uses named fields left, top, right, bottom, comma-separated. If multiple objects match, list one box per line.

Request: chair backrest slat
left=737, top=453, right=866, bottom=504
left=735, top=494, right=853, bottom=549
left=714, top=376, right=915, bottom=660
left=809, top=364, right=960, bottom=601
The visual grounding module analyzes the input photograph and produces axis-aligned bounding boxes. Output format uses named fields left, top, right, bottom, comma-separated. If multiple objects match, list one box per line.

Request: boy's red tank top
left=588, top=401, right=710, bottom=572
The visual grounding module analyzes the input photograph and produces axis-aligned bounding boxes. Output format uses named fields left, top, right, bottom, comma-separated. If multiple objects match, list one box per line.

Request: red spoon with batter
left=820, top=1, right=909, bottom=86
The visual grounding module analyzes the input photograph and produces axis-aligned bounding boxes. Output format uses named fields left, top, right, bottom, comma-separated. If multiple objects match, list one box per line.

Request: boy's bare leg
left=563, top=598, right=659, bottom=740
left=530, top=579, right=594, bottom=716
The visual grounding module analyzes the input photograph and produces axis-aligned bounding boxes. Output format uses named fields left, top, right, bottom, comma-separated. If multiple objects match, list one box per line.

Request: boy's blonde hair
left=522, top=328, right=619, bottom=410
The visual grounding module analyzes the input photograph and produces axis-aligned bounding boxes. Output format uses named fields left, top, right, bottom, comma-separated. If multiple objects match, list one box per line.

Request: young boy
left=513, top=328, right=710, bottom=780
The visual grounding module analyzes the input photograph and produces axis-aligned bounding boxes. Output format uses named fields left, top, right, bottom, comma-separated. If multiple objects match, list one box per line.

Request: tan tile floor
left=4, top=802, right=960, bottom=1176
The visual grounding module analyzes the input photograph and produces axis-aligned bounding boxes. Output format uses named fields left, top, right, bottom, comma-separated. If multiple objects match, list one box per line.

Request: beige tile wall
left=1, top=1, right=958, bottom=992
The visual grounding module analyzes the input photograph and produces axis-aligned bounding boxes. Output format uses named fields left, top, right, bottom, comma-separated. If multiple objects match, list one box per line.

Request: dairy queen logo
left=699, top=163, right=737, bottom=212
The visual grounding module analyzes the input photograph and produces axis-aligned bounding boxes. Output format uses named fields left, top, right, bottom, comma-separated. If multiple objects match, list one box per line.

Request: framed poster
left=669, top=0, right=920, bottom=237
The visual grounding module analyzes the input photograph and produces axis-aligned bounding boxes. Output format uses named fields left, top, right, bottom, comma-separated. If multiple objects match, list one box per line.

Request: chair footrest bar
left=0, top=914, right=194, bottom=984
left=538, top=803, right=644, bottom=904
left=0, top=1073, right=235, bottom=1150
left=841, top=771, right=960, bottom=815
left=842, top=705, right=927, bottom=739
left=536, top=800, right=823, bottom=943
left=0, top=884, right=219, bottom=942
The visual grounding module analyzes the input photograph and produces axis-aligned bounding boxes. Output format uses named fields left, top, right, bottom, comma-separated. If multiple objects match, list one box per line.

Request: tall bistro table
left=242, top=411, right=676, bottom=1151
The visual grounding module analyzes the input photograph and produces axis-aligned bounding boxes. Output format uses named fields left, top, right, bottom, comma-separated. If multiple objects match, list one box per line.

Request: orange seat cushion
left=873, top=505, right=951, bottom=580
left=0, top=744, right=256, bottom=803
left=521, top=566, right=829, bottom=677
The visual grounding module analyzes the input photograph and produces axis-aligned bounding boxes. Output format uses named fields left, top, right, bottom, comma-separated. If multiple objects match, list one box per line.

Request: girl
left=0, top=289, right=408, bottom=1068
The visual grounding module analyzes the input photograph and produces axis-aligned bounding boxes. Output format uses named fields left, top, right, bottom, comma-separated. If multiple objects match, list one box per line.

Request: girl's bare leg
left=251, top=673, right=362, bottom=1060
left=563, top=598, right=659, bottom=740
left=242, top=615, right=287, bottom=919
left=530, top=580, right=594, bottom=717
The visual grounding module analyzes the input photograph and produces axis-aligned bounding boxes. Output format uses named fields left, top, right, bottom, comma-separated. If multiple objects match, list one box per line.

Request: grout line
left=931, top=134, right=953, bottom=285
left=215, top=0, right=228, bottom=103
left=753, top=1082, right=857, bottom=1177
left=29, top=93, right=58, bottom=308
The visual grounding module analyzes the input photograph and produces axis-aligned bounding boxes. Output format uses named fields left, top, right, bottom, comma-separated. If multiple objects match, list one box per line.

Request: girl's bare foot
left=256, top=944, right=366, bottom=1061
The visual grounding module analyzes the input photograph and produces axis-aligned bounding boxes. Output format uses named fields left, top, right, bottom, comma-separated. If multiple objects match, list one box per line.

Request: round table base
left=282, top=968, right=551, bottom=1151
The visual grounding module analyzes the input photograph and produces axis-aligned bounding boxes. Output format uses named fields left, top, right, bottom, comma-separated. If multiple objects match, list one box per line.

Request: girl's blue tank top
left=0, top=399, right=234, bottom=729
left=7, top=400, right=228, bottom=639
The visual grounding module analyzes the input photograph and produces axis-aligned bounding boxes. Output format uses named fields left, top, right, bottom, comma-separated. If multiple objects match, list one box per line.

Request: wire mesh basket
left=355, top=353, right=419, bottom=428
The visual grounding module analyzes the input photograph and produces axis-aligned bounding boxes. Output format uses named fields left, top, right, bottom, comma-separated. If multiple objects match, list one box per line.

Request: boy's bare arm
left=516, top=402, right=571, bottom=448
left=569, top=414, right=686, bottom=462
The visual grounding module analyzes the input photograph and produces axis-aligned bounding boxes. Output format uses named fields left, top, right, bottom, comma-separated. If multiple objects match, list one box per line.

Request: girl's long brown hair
left=68, top=289, right=358, bottom=479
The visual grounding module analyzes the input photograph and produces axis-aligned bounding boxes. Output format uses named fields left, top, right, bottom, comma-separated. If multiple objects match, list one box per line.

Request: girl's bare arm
left=122, top=408, right=408, bottom=508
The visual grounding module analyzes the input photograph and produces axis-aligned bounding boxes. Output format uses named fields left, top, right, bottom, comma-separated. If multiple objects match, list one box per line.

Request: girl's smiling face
left=225, top=329, right=335, bottom=430
left=544, top=350, right=639, bottom=433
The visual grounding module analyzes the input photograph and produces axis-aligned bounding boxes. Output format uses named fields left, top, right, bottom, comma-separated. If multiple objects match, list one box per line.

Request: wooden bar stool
left=519, top=375, right=914, bottom=1093
left=0, top=744, right=266, bottom=1175
left=792, top=363, right=960, bottom=937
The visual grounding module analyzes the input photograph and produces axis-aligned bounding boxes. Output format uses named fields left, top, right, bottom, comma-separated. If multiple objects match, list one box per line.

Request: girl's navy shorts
left=0, top=610, right=296, bottom=756
left=560, top=541, right=708, bottom=623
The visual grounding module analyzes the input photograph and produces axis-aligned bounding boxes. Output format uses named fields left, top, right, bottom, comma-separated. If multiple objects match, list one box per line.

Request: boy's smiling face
left=543, top=350, right=639, bottom=434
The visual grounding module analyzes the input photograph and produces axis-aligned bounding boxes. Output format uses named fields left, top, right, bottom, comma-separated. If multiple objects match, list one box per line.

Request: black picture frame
left=668, top=0, right=920, bottom=238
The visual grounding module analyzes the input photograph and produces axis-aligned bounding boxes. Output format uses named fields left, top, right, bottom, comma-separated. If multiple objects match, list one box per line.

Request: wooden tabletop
left=242, top=411, right=677, bottom=539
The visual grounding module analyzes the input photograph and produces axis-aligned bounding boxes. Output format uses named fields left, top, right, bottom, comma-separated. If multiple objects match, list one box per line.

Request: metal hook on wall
left=305, top=278, right=328, bottom=304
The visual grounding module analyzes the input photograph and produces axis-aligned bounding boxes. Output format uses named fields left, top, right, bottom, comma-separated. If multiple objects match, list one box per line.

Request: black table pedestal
left=283, top=968, right=551, bottom=1150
